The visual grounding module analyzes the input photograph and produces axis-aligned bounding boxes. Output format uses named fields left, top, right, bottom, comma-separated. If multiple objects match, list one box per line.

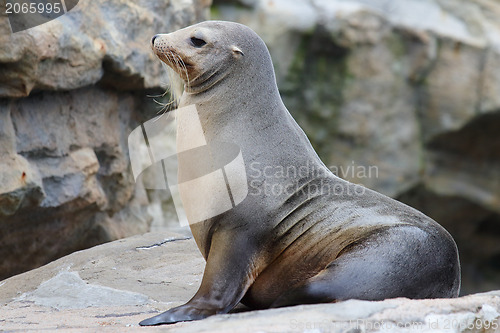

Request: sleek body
left=140, top=21, right=460, bottom=326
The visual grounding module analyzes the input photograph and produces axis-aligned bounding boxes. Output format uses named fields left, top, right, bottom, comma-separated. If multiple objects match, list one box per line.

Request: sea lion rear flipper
left=270, top=226, right=460, bottom=308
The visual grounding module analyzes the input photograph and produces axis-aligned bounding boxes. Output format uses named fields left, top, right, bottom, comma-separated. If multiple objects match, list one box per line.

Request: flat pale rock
left=1, top=232, right=500, bottom=332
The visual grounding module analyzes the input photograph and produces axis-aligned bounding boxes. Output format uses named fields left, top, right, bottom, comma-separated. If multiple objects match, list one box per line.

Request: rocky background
left=0, top=0, right=210, bottom=280
left=0, top=0, right=499, bottom=299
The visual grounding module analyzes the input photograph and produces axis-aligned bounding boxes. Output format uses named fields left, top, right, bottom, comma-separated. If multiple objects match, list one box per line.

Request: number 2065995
left=5, top=2, right=62, bottom=15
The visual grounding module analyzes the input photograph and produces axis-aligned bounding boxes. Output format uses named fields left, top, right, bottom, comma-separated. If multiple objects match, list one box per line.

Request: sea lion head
left=151, top=21, right=275, bottom=94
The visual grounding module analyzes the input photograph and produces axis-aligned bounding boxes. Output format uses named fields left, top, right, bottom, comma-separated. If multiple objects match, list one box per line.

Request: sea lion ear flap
left=231, top=45, right=244, bottom=58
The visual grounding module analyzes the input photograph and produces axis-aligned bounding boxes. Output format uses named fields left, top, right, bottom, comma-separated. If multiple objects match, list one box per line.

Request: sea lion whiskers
left=160, top=53, right=185, bottom=116
left=171, top=51, right=191, bottom=90
left=162, top=49, right=189, bottom=98
left=148, top=76, right=175, bottom=120
left=148, top=44, right=185, bottom=119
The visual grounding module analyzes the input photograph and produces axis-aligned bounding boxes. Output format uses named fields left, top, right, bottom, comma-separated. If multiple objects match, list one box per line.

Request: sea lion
left=140, top=21, right=460, bottom=326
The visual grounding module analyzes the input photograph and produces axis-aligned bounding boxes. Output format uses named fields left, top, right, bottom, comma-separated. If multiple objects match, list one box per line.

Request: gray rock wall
left=0, top=0, right=210, bottom=280
left=211, top=0, right=500, bottom=294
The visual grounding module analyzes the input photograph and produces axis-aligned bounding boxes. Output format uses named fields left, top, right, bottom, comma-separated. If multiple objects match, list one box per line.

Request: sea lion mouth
left=153, top=46, right=193, bottom=75
left=161, top=52, right=192, bottom=68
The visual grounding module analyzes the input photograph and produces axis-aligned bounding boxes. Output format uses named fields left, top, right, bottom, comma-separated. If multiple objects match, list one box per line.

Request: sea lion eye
left=191, top=37, right=207, bottom=47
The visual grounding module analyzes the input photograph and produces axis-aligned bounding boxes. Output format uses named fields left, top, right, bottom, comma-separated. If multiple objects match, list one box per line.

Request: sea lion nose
left=151, top=34, right=159, bottom=46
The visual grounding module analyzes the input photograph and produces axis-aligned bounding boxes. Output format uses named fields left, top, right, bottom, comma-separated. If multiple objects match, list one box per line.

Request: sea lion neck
left=180, top=64, right=283, bottom=131
left=183, top=62, right=229, bottom=94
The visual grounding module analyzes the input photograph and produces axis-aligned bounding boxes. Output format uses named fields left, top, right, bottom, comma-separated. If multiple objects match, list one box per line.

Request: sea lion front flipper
left=139, top=231, right=257, bottom=325
left=138, top=305, right=211, bottom=326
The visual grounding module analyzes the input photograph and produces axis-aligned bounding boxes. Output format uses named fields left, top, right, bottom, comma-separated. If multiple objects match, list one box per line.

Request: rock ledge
left=1, top=232, right=499, bottom=332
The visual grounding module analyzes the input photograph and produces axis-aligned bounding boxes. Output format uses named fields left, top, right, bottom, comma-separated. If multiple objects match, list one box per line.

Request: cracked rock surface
left=1, top=232, right=499, bottom=332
